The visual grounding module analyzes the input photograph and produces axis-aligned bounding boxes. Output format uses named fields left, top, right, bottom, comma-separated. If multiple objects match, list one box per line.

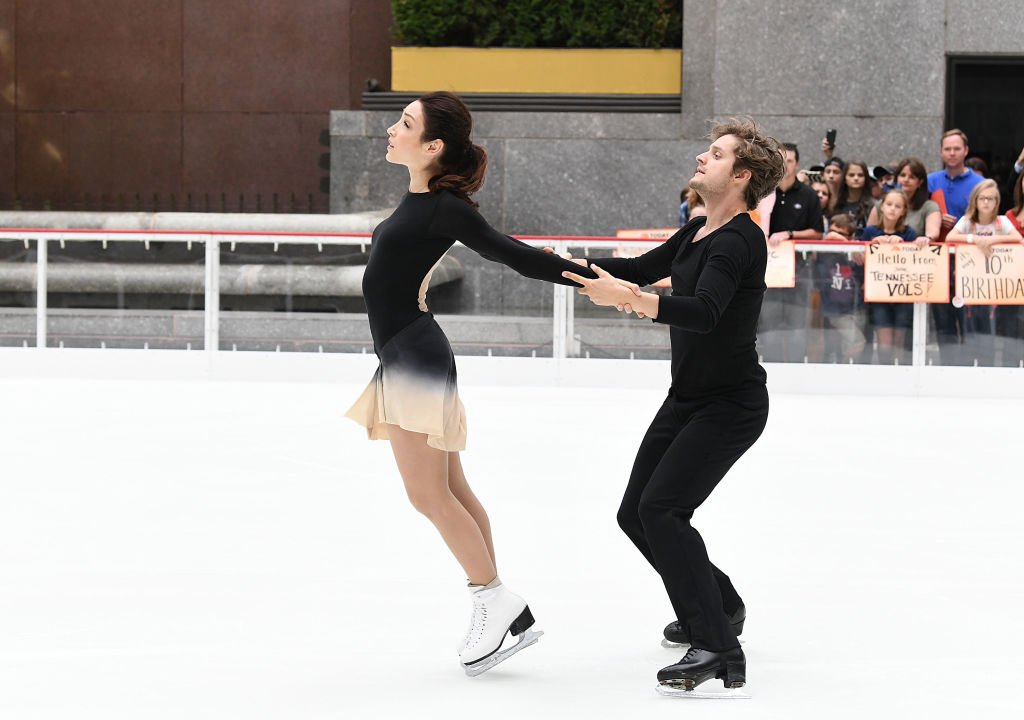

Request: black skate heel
left=717, top=657, right=746, bottom=688
left=508, top=605, right=535, bottom=636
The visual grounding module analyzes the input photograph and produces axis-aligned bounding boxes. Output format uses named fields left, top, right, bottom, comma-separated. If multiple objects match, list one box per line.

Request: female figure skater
left=561, top=118, right=785, bottom=696
left=345, top=92, right=593, bottom=676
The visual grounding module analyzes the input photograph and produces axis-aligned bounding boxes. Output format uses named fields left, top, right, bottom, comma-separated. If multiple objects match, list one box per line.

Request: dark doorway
left=946, top=56, right=1024, bottom=212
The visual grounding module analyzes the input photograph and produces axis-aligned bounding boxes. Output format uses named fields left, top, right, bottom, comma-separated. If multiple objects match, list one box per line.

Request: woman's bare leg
left=387, top=425, right=496, bottom=585
left=447, top=452, right=496, bottom=569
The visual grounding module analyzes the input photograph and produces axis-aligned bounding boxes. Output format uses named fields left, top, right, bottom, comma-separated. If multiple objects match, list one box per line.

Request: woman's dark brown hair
left=894, top=157, right=930, bottom=211
left=418, top=91, right=487, bottom=207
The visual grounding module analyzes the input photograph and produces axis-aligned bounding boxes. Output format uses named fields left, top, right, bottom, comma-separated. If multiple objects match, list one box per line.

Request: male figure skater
left=562, top=118, right=786, bottom=696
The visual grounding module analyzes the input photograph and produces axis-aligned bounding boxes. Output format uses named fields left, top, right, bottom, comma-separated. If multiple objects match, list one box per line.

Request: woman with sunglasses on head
left=345, top=91, right=595, bottom=676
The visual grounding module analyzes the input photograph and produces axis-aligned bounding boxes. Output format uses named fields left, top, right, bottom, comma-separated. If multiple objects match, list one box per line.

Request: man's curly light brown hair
left=710, top=117, right=786, bottom=210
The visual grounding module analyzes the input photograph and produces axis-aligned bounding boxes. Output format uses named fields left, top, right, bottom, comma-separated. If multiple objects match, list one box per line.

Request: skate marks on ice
left=463, top=629, right=544, bottom=678
left=656, top=682, right=752, bottom=700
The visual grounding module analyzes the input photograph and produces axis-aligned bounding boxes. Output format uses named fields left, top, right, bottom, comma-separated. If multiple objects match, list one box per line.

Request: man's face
left=691, top=134, right=744, bottom=199
left=941, top=135, right=968, bottom=170
left=783, top=150, right=798, bottom=182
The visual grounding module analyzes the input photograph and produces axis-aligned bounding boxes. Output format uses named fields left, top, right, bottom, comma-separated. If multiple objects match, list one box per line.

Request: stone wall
left=331, top=0, right=1024, bottom=234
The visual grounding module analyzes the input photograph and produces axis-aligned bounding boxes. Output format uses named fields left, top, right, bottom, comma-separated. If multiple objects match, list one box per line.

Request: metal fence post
left=36, top=237, right=48, bottom=348
left=204, top=235, right=219, bottom=352
left=912, top=302, right=927, bottom=366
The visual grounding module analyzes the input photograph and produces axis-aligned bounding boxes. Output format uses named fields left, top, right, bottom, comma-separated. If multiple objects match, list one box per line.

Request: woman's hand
left=562, top=264, right=641, bottom=308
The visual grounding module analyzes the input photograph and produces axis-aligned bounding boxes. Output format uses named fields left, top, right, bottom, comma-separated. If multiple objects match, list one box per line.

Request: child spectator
left=945, top=179, right=1023, bottom=365
left=812, top=180, right=831, bottom=210
left=833, top=161, right=876, bottom=238
left=946, top=179, right=1023, bottom=253
left=815, top=214, right=865, bottom=363
left=862, top=190, right=917, bottom=364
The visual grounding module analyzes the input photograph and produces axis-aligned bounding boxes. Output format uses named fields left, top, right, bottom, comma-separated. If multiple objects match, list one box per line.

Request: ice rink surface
left=1, top=349, right=1022, bottom=720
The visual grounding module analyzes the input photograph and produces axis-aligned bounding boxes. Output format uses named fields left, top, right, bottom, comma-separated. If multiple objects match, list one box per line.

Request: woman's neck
left=847, top=188, right=863, bottom=202
left=407, top=166, right=434, bottom=193
left=977, top=212, right=996, bottom=226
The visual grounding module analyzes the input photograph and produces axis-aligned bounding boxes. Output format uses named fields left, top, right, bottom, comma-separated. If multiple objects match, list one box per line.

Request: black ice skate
left=662, top=605, right=745, bottom=649
left=655, top=646, right=750, bottom=700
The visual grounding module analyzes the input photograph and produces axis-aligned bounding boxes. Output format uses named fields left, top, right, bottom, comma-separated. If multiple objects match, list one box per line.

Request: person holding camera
left=758, top=142, right=824, bottom=362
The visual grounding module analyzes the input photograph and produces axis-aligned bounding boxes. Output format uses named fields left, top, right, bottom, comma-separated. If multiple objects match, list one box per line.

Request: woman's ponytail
left=419, top=92, right=488, bottom=207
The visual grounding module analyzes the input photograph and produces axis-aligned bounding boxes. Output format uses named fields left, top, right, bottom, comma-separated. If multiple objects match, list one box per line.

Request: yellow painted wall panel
left=392, top=47, right=681, bottom=94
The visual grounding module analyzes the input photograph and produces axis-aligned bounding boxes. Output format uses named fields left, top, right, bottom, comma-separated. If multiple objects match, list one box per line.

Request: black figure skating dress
left=345, top=190, right=588, bottom=451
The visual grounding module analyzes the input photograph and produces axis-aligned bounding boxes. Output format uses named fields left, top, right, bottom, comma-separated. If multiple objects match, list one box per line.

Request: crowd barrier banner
left=864, top=242, right=949, bottom=303
left=954, top=244, right=1024, bottom=305
left=765, top=240, right=796, bottom=288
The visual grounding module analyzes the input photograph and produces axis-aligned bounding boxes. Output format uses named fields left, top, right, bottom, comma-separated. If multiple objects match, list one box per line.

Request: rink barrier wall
left=0, top=228, right=1016, bottom=368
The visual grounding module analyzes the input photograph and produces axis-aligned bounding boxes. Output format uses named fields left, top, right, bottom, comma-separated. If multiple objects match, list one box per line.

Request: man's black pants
left=616, top=386, right=769, bottom=652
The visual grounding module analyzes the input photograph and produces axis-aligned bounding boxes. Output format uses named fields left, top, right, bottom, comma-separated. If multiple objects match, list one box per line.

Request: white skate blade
left=463, top=629, right=543, bottom=677
left=656, top=683, right=751, bottom=700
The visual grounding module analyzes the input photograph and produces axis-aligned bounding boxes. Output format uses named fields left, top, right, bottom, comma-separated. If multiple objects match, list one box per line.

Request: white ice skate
left=458, top=584, right=543, bottom=677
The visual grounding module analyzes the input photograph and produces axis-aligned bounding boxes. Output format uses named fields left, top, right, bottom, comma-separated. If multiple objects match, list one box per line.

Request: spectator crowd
left=679, top=129, right=1024, bottom=367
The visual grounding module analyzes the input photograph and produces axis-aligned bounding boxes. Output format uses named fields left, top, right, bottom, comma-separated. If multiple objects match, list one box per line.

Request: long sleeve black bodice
left=361, top=190, right=593, bottom=350
left=591, top=213, right=768, bottom=398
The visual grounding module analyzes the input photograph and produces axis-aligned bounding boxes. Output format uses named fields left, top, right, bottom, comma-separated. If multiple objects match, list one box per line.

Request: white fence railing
left=0, top=229, right=963, bottom=365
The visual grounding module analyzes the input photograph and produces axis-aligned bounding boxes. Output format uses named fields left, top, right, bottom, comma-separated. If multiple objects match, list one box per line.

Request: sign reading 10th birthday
left=864, top=243, right=949, bottom=303
left=954, top=244, right=1024, bottom=305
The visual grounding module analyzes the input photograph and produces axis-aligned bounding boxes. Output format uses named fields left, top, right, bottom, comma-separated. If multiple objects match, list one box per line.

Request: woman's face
left=845, top=165, right=866, bottom=190
left=823, top=164, right=842, bottom=186
left=812, top=181, right=831, bottom=209
left=385, top=101, right=437, bottom=170
left=897, top=166, right=920, bottom=196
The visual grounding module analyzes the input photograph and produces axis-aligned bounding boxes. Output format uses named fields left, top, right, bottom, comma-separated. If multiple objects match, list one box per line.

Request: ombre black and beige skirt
left=345, top=314, right=467, bottom=452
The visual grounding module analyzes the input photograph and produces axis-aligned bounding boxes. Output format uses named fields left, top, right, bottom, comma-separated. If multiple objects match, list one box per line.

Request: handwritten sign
left=954, top=244, right=1024, bottom=305
left=864, top=243, right=949, bottom=303
left=765, top=240, right=796, bottom=288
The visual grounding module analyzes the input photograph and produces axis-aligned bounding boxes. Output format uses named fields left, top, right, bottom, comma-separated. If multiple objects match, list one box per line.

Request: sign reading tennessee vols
left=864, top=242, right=949, bottom=303
left=954, top=244, right=1024, bottom=305
left=765, top=240, right=796, bottom=288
